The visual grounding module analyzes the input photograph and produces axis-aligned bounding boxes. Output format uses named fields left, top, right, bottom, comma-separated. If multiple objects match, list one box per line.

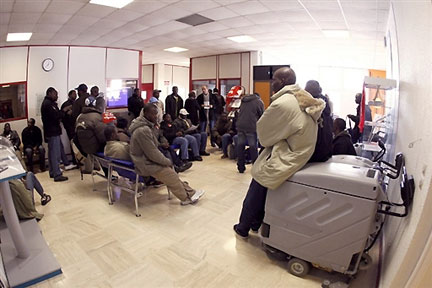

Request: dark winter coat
left=236, top=94, right=264, bottom=133
left=184, top=98, right=200, bottom=125
left=332, top=130, right=357, bottom=156
left=75, top=107, right=106, bottom=154
left=41, top=96, right=63, bottom=140
left=22, top=126, right=43, bottom=149
left=165, top=94, right=184, bottom=120
left=128, top=94, right=144, bottom=119
left=197, top=93, right=217, bottom=122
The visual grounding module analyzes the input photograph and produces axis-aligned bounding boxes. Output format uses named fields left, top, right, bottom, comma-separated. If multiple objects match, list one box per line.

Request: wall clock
left=42, top=58, right=54, bottom=72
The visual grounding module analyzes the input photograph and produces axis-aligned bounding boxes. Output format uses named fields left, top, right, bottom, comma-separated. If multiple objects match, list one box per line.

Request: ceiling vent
left=176, top=14, right=214, bottom=26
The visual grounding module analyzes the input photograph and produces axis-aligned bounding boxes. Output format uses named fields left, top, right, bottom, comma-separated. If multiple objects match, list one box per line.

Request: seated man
left=233, top=67, right=326, bottom=238
left=160, top=113, right=202, bottom=162
left=116, top=117, right=130, bottom=143
left=173, top=109, right=209, bottom=157
left=22, top=118, right=46, bottom=172
left=332, top=118, right=357, bottom=156
left=128, top=104, right=204, bottom=205
left=211, top=112, right=236, bottom=158
left=2, top=123, right=26, bottom=169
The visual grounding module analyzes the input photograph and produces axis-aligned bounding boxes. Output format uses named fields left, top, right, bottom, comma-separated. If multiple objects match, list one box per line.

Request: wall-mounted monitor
left=106, top=79, right=137, bottom=108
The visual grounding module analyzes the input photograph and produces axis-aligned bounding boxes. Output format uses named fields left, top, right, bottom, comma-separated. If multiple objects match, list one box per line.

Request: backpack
left=75, top=120, right=100, bottom=155
left=308, top=95, right=333, bottom=162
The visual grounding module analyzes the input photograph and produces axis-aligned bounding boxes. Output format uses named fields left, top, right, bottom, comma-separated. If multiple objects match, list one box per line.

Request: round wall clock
left=42, top=58, right=54, bottom=72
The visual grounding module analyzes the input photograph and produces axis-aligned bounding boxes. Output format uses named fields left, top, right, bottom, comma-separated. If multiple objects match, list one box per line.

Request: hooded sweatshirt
left=251, top=84, right=326, bottom=190
left=332, top=130, right=357, bottom=156
left=129, top=116, right=172, bottom=176
left=236, top=94, right=265, bottom=133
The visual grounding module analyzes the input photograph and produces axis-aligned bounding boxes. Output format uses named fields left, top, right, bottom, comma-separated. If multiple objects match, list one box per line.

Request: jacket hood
left=241, top=94, right=259, bottom=103
left=82, top=106, right=101, bottom=114
left=129, top=115, right=154, bottom=134
left=334, top=130, right=352, bottom=139
left=272, top=84, right=325, bottom=122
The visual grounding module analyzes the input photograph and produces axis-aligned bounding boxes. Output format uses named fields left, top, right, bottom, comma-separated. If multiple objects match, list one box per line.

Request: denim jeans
left=199, top=119, right=215, bottom=133
left=60, top=140, right=70, bottom=166
left=25, top=145, right=45, bottom=169
left=172, top=136, right=189, bottom=160
left=25, top=172, right=44, bottom=203
left=221, top=133, right=233, bottom=156
left=236, top=178, right=268, bottom=235
left=192, top=132, right=207, bottom=152
left=236, top=131, right=258, bottom=172
left=47, top=136, right=62, bottom=178
left=183, top=134, right=199, bottom=157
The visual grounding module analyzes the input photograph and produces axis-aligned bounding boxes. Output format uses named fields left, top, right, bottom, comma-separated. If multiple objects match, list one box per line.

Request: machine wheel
left=287, top=258, right=310, bottom=277
left=359, top=253, right=373, bottom=270
left=264, top=245, right=288, bottom=261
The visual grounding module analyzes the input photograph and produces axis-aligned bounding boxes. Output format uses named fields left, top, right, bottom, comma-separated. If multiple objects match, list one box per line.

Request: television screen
left=106, top=79, right=137, bottom=108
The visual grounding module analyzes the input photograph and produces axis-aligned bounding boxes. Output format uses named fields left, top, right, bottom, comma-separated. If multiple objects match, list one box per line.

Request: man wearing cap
left=165, top=86, right=183, bottom=121
left=72, top=83, right=90, bottom=124
left=40, top=87, right=68, bottom=182
left=128, top=88, right=144, bottom=119
left=149, top=89, right=164, bottom=123
left=173, top=108, right=209, bottom=156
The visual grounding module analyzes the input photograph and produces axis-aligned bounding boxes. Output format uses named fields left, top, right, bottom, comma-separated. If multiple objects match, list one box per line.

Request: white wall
left=380, top=3, right=432, bottom=288
left=0, top=46, right=27, bottom=84
left=219, top=54, right=241, bottom=78
left=106, top=48, right=139, bottom=79
left=142, top=65, right=153, bottom=84
left=191, top=56, right=217, bottom=80
left=153, top=64, right=189, bottom=105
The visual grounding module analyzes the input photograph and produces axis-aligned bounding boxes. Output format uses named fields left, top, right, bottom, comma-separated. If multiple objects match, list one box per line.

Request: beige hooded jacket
left=251, top=84, right=326, bottom=190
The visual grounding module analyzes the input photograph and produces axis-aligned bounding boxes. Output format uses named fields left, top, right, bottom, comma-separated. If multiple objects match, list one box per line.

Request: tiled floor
left=29, top=148, right=379, bottom=288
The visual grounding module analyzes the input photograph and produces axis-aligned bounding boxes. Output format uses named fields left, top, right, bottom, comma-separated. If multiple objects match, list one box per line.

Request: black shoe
left=233, top=224, right=249, bottom=239
left=238, top=169, right=245, bottom=174
left=178, top=162, right=192, bottom=172
left=211, top=143, right=216, bottom=147
left=54, top=175, right=68, bottom=182
left=200, top=151, right=210, bottom=156
left=193, top=156, right=203, bottom=161
left=41, top=194, right=52, bottom=206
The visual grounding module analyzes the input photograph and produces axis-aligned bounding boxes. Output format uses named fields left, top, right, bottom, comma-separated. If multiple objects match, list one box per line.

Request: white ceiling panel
left=110, top=37, right=140, bottom=47
left=214, top=0, right=248, bottom=5
left=134, top=14, right=170, bottom=27
left=9, top=13, right=41, bottom=24
left=107, top=9, right=142, bottom=22
left=45, top=1, right=87, bottom=15
left=198, top=21, right=228, bottom=32
left=13, top=0, right=50, bottom=13
left=163, top=30, right=193, bottom=40
left=7, top=23, right=35, bottom=32
left=218, top=16, right=255, bottom=28
left=200, top=6, right=239, bottom=21
left=120, top=22, right=149, bottom=33
left=0, top=13, right=10, bottom=25
left=57, top=25, right=88, bottom=35
left=302, top=0, right=340, bottom=10
left=173, top=0, right=220, bottom=13
left=30, top=32, right=55, bottom=40
left=290, top=20, right=319, bottom=30
left=154, top=6, right=196, bottom=21
left=259, top=0, right=303, bottom=11
left=319, top=21, right=348, bottom=30
left=213, top=28, right=241, bottom=37
left=38, top=13, right=73, bottom=25
left=76, top=3, right=116, bottom=18
left=225, top=1, right=270, bottom=16
left=0, top=1, right=14, bottom=13
left=66, top=15, right=100, bottom=26
left=236, top=24, right=268, bottom=35
left=308, top=9, right=345, bottom=22
left=33, top=23, right=62, bottom=33
left=143, top=21, right=190, bottom=36
left=91, top=19, right=126, bottom=30
left=180, top=26, right=207, bottom=36
left=123, top=1, right=168, bottom=14
left=82, top=27, right=112, bottom=37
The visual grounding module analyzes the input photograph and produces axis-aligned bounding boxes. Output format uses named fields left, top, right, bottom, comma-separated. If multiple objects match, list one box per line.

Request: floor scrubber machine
left=261, top=143, right=414, bottom=285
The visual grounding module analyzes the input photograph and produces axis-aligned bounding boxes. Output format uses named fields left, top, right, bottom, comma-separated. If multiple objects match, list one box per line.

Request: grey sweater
left=236, top=94, right=264, bottom=133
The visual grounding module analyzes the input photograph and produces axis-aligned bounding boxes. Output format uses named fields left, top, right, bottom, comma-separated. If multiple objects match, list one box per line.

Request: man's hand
left=161, top=142, right=169, bottom=149
left=176, top=131, right=183, bottom=137
left=347, top=114, right=355, bottom=120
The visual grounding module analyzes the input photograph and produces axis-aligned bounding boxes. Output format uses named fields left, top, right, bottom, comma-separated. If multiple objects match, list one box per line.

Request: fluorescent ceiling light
left=322, top=30, right=350, bottom=38
left=6, top=33, right=32, bottom=42
left=89, top=0, right=134, bottom=9
left=164, top=47, right=188, bottom=53
left=227, top=35, right=257, bottom=43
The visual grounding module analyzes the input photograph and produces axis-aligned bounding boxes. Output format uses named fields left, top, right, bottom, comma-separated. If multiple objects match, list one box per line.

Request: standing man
left=165, top=86, right=184, bottom=121
left=128, top=88, right=144, bottom=119
left=197, top=85, right=216, bottom=136
left=90, top=85, right=106, bottom=113
left=213, top=88, right=226, bottom=123
left=72, top=83, right=89, bottom=123
left=235, top=92, right=264, bottom=173
left=233, top=67, right=325, bottom=238
left=184, top=91, right=200, bottom=126
left=22, top=118, right=45, bottom=172
left=41, top=87, right=68, bottom=182
left=61, top=90, right=77, bottom=140
left=149, top=89, right=164, bottom=123
left=332, top=118, right=357, bottom=156
left=348, top=92, right=372, bottom=143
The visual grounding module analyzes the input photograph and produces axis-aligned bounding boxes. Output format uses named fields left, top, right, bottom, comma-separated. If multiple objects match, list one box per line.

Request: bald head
left=272, top=67, right=296, bottom=93
left=305, top=80, right=322, bottom=97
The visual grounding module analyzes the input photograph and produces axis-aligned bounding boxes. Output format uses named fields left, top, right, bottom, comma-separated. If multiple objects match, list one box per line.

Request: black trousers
left=236, top=178, right=268, bottom=234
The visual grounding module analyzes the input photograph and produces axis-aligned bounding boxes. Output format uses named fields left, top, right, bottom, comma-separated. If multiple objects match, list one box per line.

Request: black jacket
left=165, top=94, right=184, bottom=120
left=214, top=93, right=226, bottom=116
left=184, top=98, right=200, bottom=125
left=22, top=126, right=43, bottom=149
left=197, top=93, right=217, bottom=121
left=236, top=94, right=264, bottom=133
left=160, top=121, right=180, bottom=144
left=72, top=93, right=90, bottom=124
left=61, top=98, right=75, bottom=139
left=128, top=94, right=144, bottom=119
left=41, top=96, right=63, bottom=140
left=332, top=130, right=357, bottom=156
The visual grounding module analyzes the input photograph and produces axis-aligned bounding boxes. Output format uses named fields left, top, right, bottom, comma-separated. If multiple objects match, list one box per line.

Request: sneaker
left=181, top=189, right=205, bottom=205
left=41, top=194, right=51, bottom=206
left=64, top=164, right=77, bottom=171
left=177, top=162, right=192, bottom=173
left=233, top=224, right=249, bottom=239
left=54, top=175, right=68, bottom=182
left=221, top=154, right=228, bottom=159
left=193, top=156, right=203, bottom=161
left=200, top=151, right=210, bottom=156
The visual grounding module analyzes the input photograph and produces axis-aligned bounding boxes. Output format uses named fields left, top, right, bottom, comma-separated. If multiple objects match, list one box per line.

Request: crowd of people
left=1, top=66, right=366, bottom=225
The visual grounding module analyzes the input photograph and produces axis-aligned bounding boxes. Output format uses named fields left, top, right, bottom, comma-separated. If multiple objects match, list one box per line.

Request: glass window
left=191, top=80, right=216, bottom=96
left=106, top=79, right=138, bottom=108
left=0, top=82, right=27, bottom=122
left=219, top=79, right=241, bottom=97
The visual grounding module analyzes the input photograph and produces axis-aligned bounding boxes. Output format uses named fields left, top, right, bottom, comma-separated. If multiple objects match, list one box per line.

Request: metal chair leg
left=167, top=187, right=172, bottom=200
left=107, top=164, right=113, bottom=205
left=91, top=156, right=96, bottom=191
left=135, top=174, right=141, bottom=217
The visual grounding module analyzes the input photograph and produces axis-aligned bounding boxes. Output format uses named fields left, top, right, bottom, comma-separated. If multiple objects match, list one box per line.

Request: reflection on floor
left=30, top=148, right=379, bottom=288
